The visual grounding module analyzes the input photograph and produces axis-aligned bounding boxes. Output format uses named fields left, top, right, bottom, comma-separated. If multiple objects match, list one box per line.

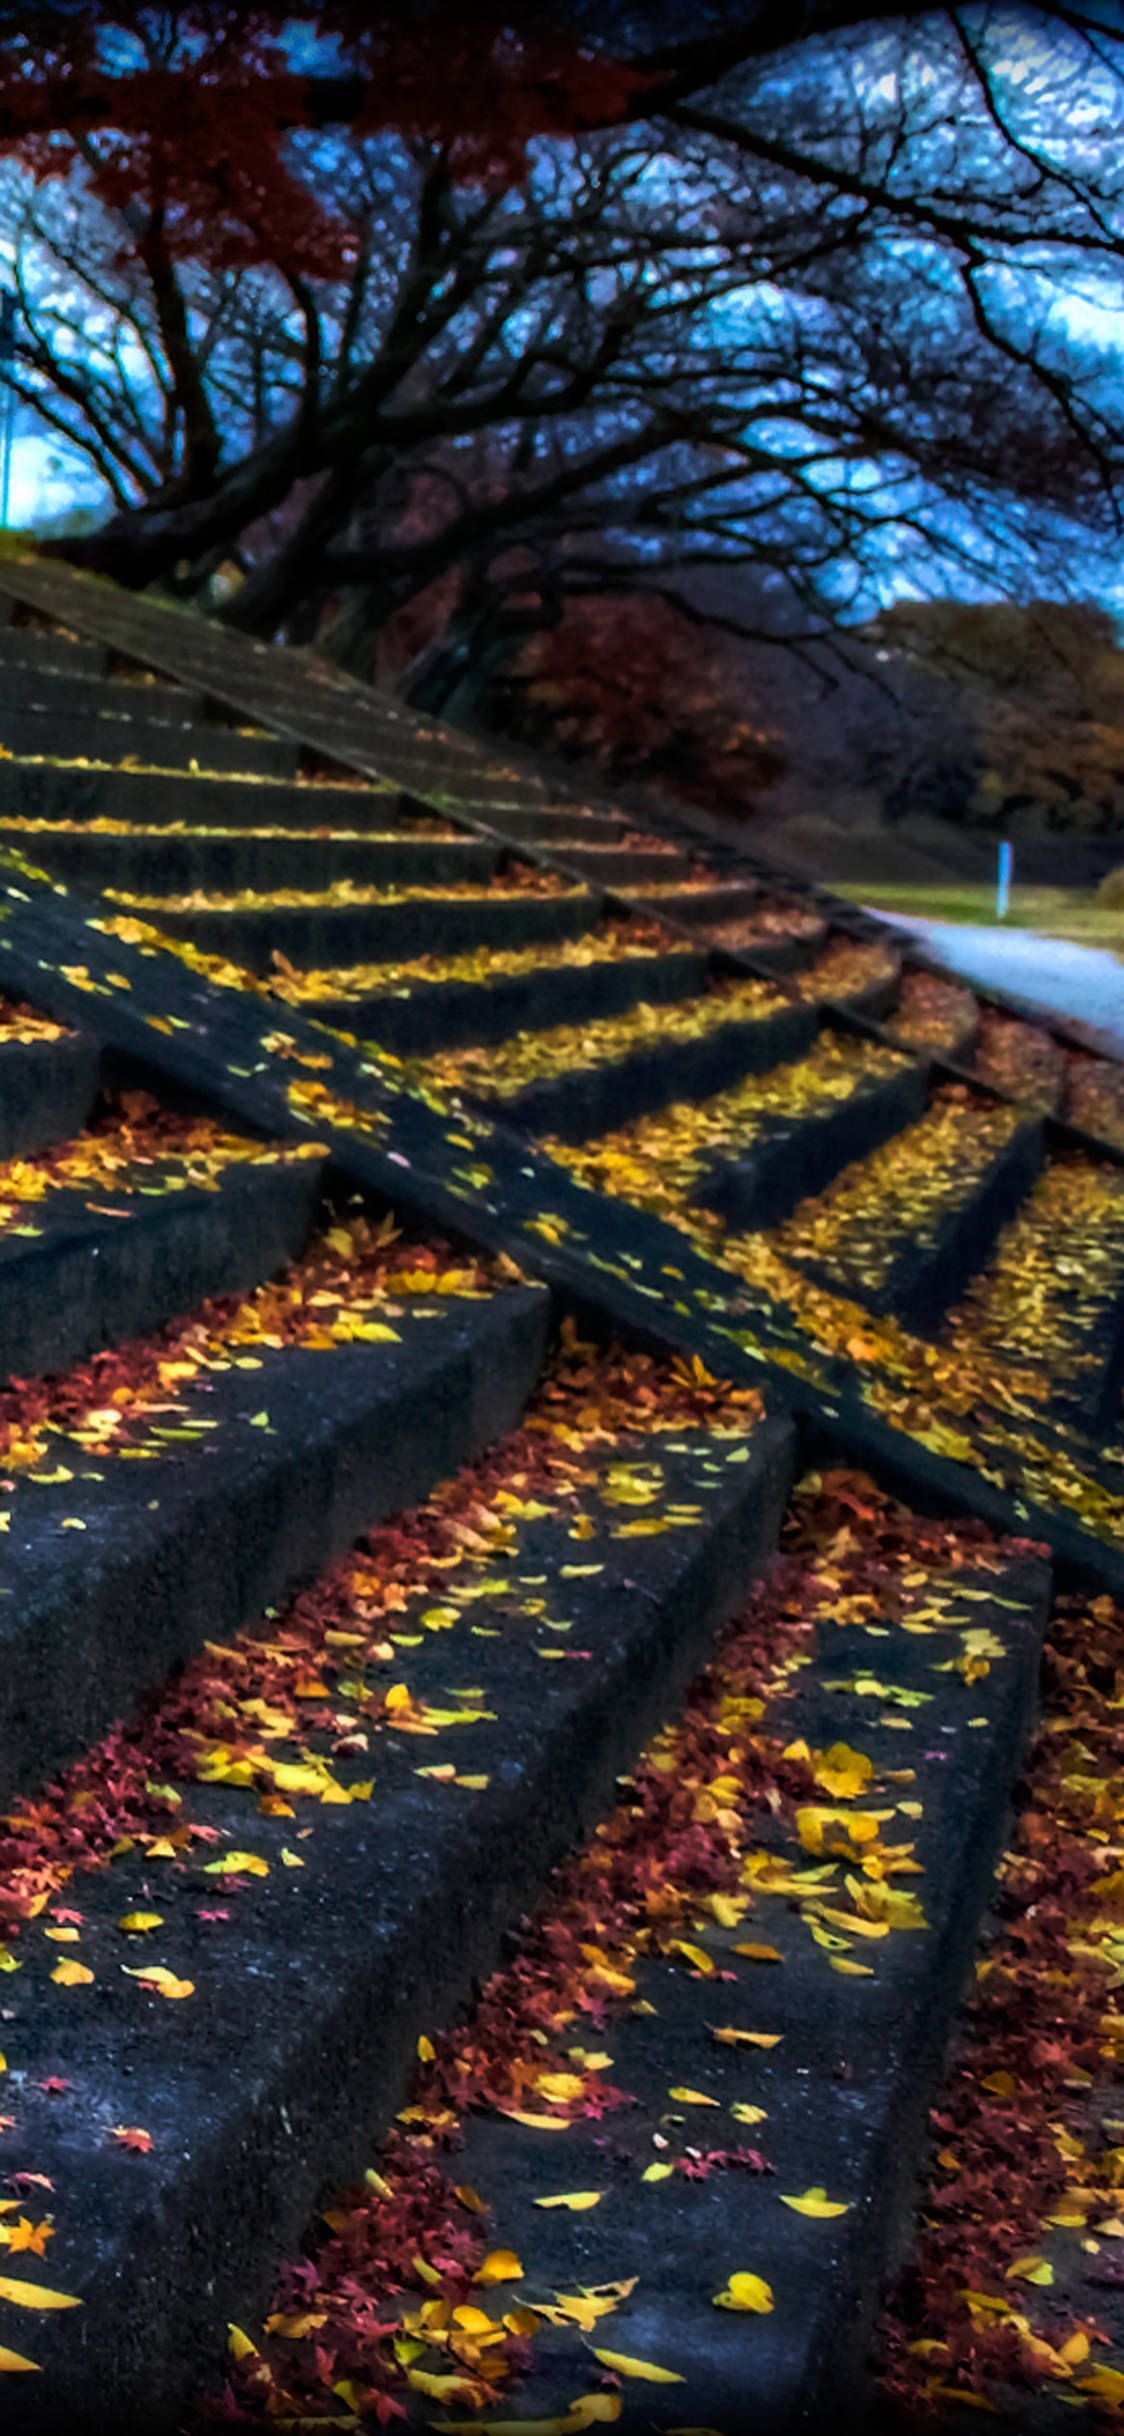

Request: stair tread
left=148, top=1466, right=1046, bottom=2436
left=0, top=1212, right=548, bottom=1797
left=772, top=1087, right=1044, bottom=1325
left=0, top=1343, right=792, bottom=2432
left=0, top=1099, right=325, bottom=1384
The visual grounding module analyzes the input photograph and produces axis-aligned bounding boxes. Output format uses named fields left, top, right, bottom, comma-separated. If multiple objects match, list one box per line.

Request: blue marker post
left=996, top=837, right=1013, bottom=922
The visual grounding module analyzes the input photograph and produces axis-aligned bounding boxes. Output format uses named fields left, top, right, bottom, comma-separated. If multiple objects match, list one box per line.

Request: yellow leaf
left=122, top=1966, right=194, bottom=1999
left=811, top=1743, right=874, bottom=1800
left=50, top=1956, right=93, bottom=1987
left=713, top=2272, right=774, bottom=2314
left=712, top=2029, right=781, bottom=2050
left=204, top=1851, right=269, bottom=1878
left=474, top=2250, right=524, bottom=2286
left=118, top=1913, right=163, bottom=1935
left=0, top=2344, right=40, bottom=2371
left=497, top=2109, right=572, bottom=2131
left=780, top=2188, right=850, bottom=2219
left=730, top=2103, right=768, bottom=2127
left=533, top=2192, right=603, bottom=2211
left=642, top=2163, right=675, bottom=2183
left=733, top=1942, right=782, bottom=1964
left=228, top=2326, right=258, bottom=2362
left=0, top=2277, right=81, bottom=2311
left=417, top=2034, right=435, bottom=2063
left=667, top=2086, right=719, bottom=2106
left=591, top=2347, right=684, bottom=2384
left=1007, top=2255, right=1054, bottom=2287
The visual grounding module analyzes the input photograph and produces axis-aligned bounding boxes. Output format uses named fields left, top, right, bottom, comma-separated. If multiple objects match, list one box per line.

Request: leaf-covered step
left=0, top=1213, right=548, bottom=1798
left=304, top=935, right=714, bottom=1054
left=0, top=709, right=299, bottom=780
left=791, top=930, right=902, bottom=1020
left=0, top=1340, right=792, bottom=2433
left=0, top=1100, right=325, bottom=1386
left=178, top=1468, right=1048, bottom=2436
left=687, top=1033, right=928, bottom=1232
left=0, top=759, right=403, bottom=830
left=0, top=668, right=202, bottom=725
left=0, top=1018, right=99, bottom=1161
left=417, top=974, right=814, bottom=1145
left=550, top=842, right=704, bottom=889
left=942, top=1155, right=1124, bottom=1433
left=773, top=1088, right=1045, bottom=1334
left=886, top=967, right=981, bottom=1064
left=0, top=820, right=501, bottom=898
left=877, top=1579, right=1124, bottom=2427
left=465, top=800, right=634, bottom=846
left=0, top=624, right=108, bottom=679
left=636, top=882, right=769, bottom=930
left=106, top=877, right=606, bottom=974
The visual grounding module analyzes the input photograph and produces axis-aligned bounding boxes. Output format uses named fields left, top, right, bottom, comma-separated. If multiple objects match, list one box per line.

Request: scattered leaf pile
left=0, top=994, right=68, bottom=1043
left=790, top=932, right=900, bottom=1007
left=189, top=1466, right=1036, bottom=2429
left=411, top=972, right=787, bottom=1104
left=880, top=1584, right=1124, bottom=2421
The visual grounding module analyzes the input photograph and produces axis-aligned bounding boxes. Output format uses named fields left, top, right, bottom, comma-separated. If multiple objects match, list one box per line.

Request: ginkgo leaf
left=642, top=2162, right=676, bottom=2183
left=779, top=2187, right=850, bottom=2218
left=0, top=2343, right=40, bottom=2371
left=533, top=2192, right=603, bottom=2211
left=473, top=2250, right=524, bottom=2285
left=203, top=1851, right=269, bottom=1878
left=667, top=2086, right=719, bottom=2106
left=591, top=2347, right=684, bottom=2384
left=729, top=2103, right=768, bottom=2126
left=713, top=2272, right=774, bottom=2314
left=50, top=1959, right=93, bottom=1987
left=0, top=2276, right=81, bottom=2311
left=117, top=1913, right=163, bottom=1935
left=122, top=1966, right=194, bottom=1999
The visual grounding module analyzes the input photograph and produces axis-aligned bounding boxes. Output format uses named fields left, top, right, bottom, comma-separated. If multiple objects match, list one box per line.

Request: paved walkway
left=880, top=913, right=1124, bottom=1057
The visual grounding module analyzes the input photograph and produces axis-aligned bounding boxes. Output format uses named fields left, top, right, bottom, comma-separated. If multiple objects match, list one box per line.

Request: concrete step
left=0, top=760, right=402, bottom=830
left=465, top=801, right=632, bottom=847
left=173, top=1469, right=1047, bottom=2436
left=886, top=967, right=981, bottom=1065
left=942, top=1153, right=1124, bottom=1435
left=692, top=1037, right=930, bottom=1232
left=0, top=1026, right=100, bottom=1158
left=776, top=1092, right=1045, bottom=1334
left=3, top=1383, right=793, bottom=2432
left=0, top=822, right=501, bottom=898
left=490, top=998, right=816, bottom=1145
left=0, top=709, right=299, bottom=779
left=552, top=843, right=701, bottom=889
left=0, top=668, right=201, bottom=724
left=0, top=1130, right=324, bottom=1388
left=124, top=884, right=606, bottom=974
left=0, top=624, right=108, bottom=678
left=311, top=942, right=715, bottom=1054
left=0, top=1256, right=549, bottom=1799
left=636, top=882, right=765, bottom=930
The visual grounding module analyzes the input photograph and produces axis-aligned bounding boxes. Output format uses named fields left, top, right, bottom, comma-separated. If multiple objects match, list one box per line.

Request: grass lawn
left=836, top=879, right=1124, bottom=953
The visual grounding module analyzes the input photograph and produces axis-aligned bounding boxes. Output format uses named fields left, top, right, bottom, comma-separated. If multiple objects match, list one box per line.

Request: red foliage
left=0, top=7, right=654, bottom=276
left=515, top=592, right=786, bottom=823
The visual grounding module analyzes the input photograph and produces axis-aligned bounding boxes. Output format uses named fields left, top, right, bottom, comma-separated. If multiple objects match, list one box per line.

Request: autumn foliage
left=0, top=4, right=651, bottom=270
left=511, top=595, right=786, bottom=823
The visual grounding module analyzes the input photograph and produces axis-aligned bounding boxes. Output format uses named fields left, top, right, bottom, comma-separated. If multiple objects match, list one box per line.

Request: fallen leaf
left=713, top=2271, right=774, bottom=2314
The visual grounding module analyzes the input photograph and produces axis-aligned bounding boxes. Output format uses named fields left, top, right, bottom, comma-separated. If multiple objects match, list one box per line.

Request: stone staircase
left=0, top=564, right=1120, bottom=2430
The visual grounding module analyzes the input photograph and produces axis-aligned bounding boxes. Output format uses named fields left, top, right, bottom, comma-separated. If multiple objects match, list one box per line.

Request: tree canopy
left=0, top=2, right=1121, bottom=724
